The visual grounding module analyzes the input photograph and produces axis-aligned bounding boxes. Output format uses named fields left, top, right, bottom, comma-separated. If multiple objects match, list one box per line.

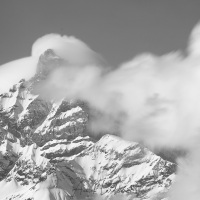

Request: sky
left=0, top=0, right=200, bottom=67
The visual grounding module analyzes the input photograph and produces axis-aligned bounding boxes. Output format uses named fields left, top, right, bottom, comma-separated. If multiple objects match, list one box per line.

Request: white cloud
left=32, top=33, right=103, bottom=66
left=188, top=22, right=200, bottom=56
left=0, top=33, right=104, bottom=94
left=170, top=144, right=200, bottom=200
left=32, top=23, right=200, bottom=199
left=35, top=50, right=200, bottom=149
left=0, top=57, right=37, bottom=93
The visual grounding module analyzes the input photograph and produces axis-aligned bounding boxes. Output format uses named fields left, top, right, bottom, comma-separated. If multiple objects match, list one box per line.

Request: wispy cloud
left=0, top=33, right=103, bottom=94
left=34, top=25, right=200, bottom=150
left=188, top=22, right=200, bottom=56
left=0, top=57, right=37, bottom=93
left=32, top=33, right=103, bottom=65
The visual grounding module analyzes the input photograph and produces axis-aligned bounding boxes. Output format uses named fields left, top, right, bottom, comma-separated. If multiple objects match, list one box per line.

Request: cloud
left=32, top=22, right=200, bottom=199
left=0, top=33, right=104, bottom=94
left=35, top=49, right=200, bottom=149
left=32, top=33, right=104, bottom=66
left=169, top=144, right=200, bottom=200
left=188, top=22, right=200, bottom=56
left=0, top=57, right=37, bottom=93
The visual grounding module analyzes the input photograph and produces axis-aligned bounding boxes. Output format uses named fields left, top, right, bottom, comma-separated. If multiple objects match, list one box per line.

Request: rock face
left=0, top=50, right=176, bottom=200
left=75, top=135, right=175, bottom=200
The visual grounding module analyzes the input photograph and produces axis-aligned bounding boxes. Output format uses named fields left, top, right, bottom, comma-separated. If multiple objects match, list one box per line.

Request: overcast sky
left=0, top=0, right=200, bottom=66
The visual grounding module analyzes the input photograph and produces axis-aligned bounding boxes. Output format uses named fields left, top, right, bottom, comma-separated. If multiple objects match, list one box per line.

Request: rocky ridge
left=0, top=49, right=176, bottom=200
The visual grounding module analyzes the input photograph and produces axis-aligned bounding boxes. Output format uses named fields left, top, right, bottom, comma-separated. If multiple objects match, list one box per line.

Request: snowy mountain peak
left=0, top=52, right=176, bottom=200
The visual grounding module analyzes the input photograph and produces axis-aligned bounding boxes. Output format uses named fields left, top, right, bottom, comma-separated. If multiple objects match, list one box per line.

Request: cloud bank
left=35, top=32, right=200, bottom=150
left=32, top=34, right=104, bottom=66
left=0, top=57, right=37, bottom=93
left=188, top=22, right=200, bottom=56
left=0, top=33, right=102, bottom=93
left=32, top=22, right=200, bottom=200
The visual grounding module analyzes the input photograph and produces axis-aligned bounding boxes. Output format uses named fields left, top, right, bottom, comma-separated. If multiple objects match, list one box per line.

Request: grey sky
left=0, top=0, right=200, bottom=66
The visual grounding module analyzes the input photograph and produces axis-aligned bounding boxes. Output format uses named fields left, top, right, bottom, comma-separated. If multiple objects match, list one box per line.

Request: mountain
left=0, top=50, right=176, bottom=200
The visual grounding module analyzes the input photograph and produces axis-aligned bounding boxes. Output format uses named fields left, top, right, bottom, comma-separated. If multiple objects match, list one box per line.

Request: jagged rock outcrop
left=0, top=49, right=176, bottom=200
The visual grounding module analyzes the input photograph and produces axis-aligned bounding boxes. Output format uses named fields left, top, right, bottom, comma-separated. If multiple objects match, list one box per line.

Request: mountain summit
left=36, top=49, right=64, bottom=77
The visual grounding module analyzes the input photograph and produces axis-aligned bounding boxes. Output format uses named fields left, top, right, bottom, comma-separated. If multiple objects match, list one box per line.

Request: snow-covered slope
left=0, top=49, right=176, bottom=200
left=75, top=134, right=175, bottom=200
left=0, top=134, right=94, bottom=200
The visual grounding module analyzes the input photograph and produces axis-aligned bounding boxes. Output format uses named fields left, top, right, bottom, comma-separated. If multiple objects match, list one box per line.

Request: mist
left=0, top=57, right=37, bottom=93
left=35, top=32, right=200, bottom=149
left=33, top=23, right=200, bottom=200
left=32, top=33, right=104, bottom=66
